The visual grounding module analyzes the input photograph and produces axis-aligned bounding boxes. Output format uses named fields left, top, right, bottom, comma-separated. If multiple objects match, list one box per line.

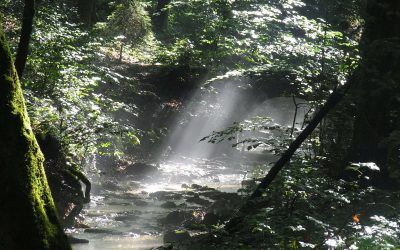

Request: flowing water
left=70, top=156, right=259, bottom=250
left=70, top=81, right=308, bottom=249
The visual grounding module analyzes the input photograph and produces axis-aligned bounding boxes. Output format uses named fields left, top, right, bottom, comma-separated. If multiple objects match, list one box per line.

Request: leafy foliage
left=156, top=0, right=359, bottom=81
left=227, top=159, right=400, bottom=249
left=106, top=0, right=151, bottom=41
left=16, top=3, right=141, bottom=162
left=200, top=116, right=294, bottom=154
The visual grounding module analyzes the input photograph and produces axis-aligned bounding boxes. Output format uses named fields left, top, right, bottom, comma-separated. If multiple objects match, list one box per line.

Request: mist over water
left=165, top=83, right=245, bottom=159
left=162, top=80, right=308, bottom=162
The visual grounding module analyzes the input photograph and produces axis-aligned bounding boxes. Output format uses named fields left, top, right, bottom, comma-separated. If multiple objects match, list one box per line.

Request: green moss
left=0, top=27, right=71, bottom=249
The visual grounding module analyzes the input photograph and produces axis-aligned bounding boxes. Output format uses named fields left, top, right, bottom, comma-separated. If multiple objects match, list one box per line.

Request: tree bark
left=153, top=0, right=171, bottom=32
left=349, top=0, right=400, bottom=184
left=0, top=27, right=71, bottom=250
left=15, top=0, right=35, bottom=81
left=77, top=0, right=97, bottom=26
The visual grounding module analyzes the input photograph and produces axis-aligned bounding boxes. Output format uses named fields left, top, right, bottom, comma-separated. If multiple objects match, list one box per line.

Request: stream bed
left=70, top=155, right=269, bottom=250
left=69, top=94, right=301, bottom=249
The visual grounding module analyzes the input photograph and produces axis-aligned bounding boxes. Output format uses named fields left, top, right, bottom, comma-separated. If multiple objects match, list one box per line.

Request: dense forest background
left=0, top=0, right=400, bottom=249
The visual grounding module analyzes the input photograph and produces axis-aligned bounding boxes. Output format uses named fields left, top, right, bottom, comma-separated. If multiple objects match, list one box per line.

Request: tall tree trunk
left=349, top=0, right=400, bottom=185
left=0, top=27, right=71, bottom=250
left=15, top=0, right=35, bottom=81
left=153, top=0, right=171, bottom=32
left=77, top=0, right=96, bottom=26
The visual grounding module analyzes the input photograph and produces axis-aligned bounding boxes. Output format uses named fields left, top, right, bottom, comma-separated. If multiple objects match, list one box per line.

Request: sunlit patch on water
left=140, top=182, right=183, bottom=194
left=138, top=157, right=248, bottom=194
left=72, top=235, right=163, bottom=250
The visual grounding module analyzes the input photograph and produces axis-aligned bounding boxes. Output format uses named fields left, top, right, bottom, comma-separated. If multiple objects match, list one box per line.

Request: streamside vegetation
left=0, top=0, right=399, bottom=249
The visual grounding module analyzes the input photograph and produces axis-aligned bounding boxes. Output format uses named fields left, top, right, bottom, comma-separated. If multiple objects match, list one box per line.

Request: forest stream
left=4, top=1, right=400, bottom=249
left=70, top=157, right=261, bottom=250
left=69, top=93, right=305, bottom=249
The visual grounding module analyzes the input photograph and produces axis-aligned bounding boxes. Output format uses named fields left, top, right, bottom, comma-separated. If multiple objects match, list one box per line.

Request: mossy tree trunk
left=349, top=0, right=400, bottom=185
left=0, top=27, right=71, bottom=249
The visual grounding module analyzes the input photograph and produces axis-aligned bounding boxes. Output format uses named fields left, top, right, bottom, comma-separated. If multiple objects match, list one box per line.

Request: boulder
left=190, top=184, right=203, bottom=190
left=202, top=212, right=220, bottom=226
left=134, top=199, right=148, bottom=206
left=84, top=228, right=116, bottom=234
left=207, top=197, right=242, bottom=221
left=161, top=210, right=195, bottom=226
left=161, top=201, right=177, bottom=208
left=190, top=184, right=215, bottom=191
left=186, top=193, right=211, bottom=206
left=163, top=230, right=191, bottom=244
left=124, top=162, right=158, bottom=179
left=68, top=235, right=89, bottom=244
